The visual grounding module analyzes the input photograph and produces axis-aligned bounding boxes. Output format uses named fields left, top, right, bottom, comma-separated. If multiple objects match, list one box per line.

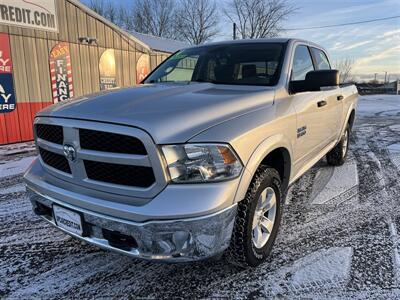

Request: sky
left=81, top=0, right=400, bottom=82
left=281, top=0, right=400, bottom=82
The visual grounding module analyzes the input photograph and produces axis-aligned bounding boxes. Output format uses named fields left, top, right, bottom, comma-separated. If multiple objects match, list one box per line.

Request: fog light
left=172, top=231, right=192, bottom=256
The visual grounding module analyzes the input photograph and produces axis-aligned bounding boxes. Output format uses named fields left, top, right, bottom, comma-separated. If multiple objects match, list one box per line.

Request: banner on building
left=50, top=42, right=74, bottom=103
left=99, top=49, right=117, bottom=90
left=0, top=0, right=58, bottom=32
left=136, top=54, right=150, bottom=84
left=0, top=32, right=16, bottom=113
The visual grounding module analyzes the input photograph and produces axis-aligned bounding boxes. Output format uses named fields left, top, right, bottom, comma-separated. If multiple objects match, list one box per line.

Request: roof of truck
left=183, top=38, right=326, bottom=52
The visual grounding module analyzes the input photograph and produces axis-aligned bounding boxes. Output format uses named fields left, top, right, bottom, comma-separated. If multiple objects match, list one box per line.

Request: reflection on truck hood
left=37, top=83, right=275, bottom=143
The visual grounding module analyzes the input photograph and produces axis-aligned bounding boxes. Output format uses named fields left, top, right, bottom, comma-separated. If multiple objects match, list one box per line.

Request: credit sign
left=0, top=0, right=58, bottom=32
left=0, top=33, right=16, bottom=113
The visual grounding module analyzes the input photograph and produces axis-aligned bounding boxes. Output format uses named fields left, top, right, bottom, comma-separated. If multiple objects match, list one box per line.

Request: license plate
left=53, top=205, right=83, bottom=236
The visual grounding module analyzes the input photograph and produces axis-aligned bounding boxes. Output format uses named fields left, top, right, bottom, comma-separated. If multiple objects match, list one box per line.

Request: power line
left=284, top=15, right=400, bottom=31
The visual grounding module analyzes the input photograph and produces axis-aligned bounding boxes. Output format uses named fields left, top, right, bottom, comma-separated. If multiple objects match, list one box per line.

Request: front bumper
left=27, top=188, right=237, bottom=262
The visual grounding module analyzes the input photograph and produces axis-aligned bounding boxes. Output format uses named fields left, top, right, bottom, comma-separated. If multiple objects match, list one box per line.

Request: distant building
left=356, top=80, right=400, bottom=95
left=0, top=0, right=187, bottom=145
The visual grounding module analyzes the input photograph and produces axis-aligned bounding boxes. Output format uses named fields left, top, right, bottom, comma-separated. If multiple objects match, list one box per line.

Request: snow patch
left=311, top=161, right=358, bottom=205
left=388, top=143, right=400, bottom=153
left=0, top=183, right=25, bottom=195
left=7, top=253, right=119, bottom=299
left=0, top=156, right=36, bottom=178
left=261, top=247, right=353, bottom=297
left=358, top=95, right=400, bottom=117
left=290, top=247, right=353, bottom=286
left=388, top=218, right=400, bottom=286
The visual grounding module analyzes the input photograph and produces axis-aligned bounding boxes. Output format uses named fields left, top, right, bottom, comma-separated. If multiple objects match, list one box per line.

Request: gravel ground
left=1, top=95, right=400, bottom=299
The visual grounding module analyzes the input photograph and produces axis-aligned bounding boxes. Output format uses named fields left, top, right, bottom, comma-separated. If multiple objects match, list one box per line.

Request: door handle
left=337, top=95, right=344, bottom=101
left=317, top=100, right=327, bottom=108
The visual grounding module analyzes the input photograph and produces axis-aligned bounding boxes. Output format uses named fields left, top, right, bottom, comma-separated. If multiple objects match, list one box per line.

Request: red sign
left=136, top=54, right=150, bottom=84
left=0, top=33, right=16, bottom=113
left=49, top=42, right=74, bottom=103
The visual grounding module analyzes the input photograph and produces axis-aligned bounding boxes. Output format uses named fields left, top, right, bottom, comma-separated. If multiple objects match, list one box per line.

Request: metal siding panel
left=96, top=21, right=105, bottom=48
left=121, top=36, right=129, bottom=51
left=77, top=9, right=88, bottom=38
left=23, top=37, right=42, bottom=102
left=35, top=29, right=47, bottom=39
left=122, top=51, right=130, bottom=86
left=129, top=51, right=137, bottom=86
left=114, top=49, right=123, bottom=87
left=36, top=38, right=52, bottom=102
left=0, top=114, right=8, bottom=144
left=4, top=110, right=21, bottom=143
left=104, top=26, right=113, bottom=48
left=0, top=24, right=9, bottom=33
left=150, top=55, right=157, bottom=71
left=22, top=28, right=35, bottom=37
left=69, top=43, right=83, bottom=97
left=17, top=103, right=34, bottom=141
left=9, top=35, right=29, bottom=103
left=113, top=33, right=121, bottom=50
left=79, top=44, right=91, bottom=95
left=89, top=46, right=100, bottom=92
left=57, top=0, right=69, bottom=41
left=86, top=13, right=97, bottom=38
left=8, top=26, right=22, bottom=35
left=66, top=2, right=78, bottom=43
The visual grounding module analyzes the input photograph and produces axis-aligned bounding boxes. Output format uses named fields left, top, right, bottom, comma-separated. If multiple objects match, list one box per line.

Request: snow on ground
left=0, top=95, right=400, bottom=299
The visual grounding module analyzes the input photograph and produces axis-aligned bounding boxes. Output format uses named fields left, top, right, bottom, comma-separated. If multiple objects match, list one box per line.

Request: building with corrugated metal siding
left=0, top=0, right=186, bottom=145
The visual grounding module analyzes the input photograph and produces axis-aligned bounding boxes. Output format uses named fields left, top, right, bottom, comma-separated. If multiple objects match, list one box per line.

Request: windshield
left=144, top=43, right=285, bottom=86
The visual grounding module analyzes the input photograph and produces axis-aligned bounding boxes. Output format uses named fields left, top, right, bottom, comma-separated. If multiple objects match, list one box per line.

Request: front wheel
left=226, top=166, right=282, bottom=267
left=326, top=125, right=350, bottom=166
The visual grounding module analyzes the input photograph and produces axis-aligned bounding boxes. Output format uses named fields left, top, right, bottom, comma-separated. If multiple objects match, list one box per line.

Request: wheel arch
left=234, top=134, right=293, bottom=203
left=348, top=109, right=356, bottom=130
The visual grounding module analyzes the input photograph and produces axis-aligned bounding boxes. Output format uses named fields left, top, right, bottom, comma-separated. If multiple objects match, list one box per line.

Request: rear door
left=310, top=47, right=343, bottom=141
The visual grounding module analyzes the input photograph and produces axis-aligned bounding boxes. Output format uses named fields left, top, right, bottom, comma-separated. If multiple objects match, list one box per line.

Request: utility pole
left=384, top=71, right=387, bottom=84
left=374, top=73, right=377, bottom=82
left=233, top=23, right=237, bottom=40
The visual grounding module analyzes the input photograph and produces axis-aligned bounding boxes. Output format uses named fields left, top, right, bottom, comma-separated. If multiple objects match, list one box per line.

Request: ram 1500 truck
left=24, top=38, right=358, bottom=267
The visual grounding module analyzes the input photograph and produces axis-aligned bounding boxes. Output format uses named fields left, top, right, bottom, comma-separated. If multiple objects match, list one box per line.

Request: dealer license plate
left=53, top=205, right=83, bottom=236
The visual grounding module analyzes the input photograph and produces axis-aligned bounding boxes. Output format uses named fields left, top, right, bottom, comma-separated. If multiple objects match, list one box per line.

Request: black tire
left=226, top=166, right=283, bottom=267
left=326, top=125, right=350, bottom=166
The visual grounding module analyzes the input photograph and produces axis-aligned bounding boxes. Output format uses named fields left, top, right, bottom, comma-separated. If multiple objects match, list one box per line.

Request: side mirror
left=290, top=69, right=339, bottom=93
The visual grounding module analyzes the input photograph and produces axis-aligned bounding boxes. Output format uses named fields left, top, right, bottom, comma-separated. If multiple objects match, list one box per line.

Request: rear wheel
left=326, top=125, right=350, bottom=166
left=227, top=166, right=282, bottom=267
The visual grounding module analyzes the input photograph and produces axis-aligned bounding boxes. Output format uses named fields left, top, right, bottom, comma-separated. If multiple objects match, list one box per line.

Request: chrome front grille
left=79, top=128, right=147, bottom=155
left=38, top=147, right=71, bottom=174
left=36, top=124, right=63, bottom=145
left=34, top=117, right=167, bottom=199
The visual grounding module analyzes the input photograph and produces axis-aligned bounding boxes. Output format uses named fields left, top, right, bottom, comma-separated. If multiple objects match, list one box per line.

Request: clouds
left=333, top=40, right=373, bottom=51
left=282, top=0, right=400, bottom=78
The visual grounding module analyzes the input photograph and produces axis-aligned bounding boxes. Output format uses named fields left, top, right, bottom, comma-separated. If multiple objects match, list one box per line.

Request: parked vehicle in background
left=24, top=38, right=358, bottom=267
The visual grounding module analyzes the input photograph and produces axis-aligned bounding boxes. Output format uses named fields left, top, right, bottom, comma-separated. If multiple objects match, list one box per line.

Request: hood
left=38, top=83, right=275, bottom=143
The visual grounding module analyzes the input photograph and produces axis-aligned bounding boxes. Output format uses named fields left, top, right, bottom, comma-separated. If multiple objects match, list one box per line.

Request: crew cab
left=24, top=38, right=358, bottom=267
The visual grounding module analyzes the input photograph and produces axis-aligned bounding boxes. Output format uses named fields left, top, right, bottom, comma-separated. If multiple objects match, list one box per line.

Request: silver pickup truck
left=24, top=38, right=358, bottom=267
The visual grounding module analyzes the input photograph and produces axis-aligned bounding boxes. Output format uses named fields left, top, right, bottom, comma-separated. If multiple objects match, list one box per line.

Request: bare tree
left=224, top=0, right=295, bottom=39
left=132, top=0, right=178, bottom=39
left=89, top=0, right=106, bottom=16
left=175, top=0, right=219, bottom=45
left=335, top=58, right=354, bottom=83
left=88, top=0, right=125, bottom=28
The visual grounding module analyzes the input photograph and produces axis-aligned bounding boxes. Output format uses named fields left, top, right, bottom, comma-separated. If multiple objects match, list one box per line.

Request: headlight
left=162, top=144, right=243, bottom=183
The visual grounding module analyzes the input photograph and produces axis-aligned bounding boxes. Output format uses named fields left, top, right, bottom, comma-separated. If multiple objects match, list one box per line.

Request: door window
left=291, top=45, right=314, bottom=81
left=311, top=48, right=331, bottom=70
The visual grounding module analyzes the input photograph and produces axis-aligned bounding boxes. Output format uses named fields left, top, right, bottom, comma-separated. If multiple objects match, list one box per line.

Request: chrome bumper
left=27, top=188, right=237, bottom=262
